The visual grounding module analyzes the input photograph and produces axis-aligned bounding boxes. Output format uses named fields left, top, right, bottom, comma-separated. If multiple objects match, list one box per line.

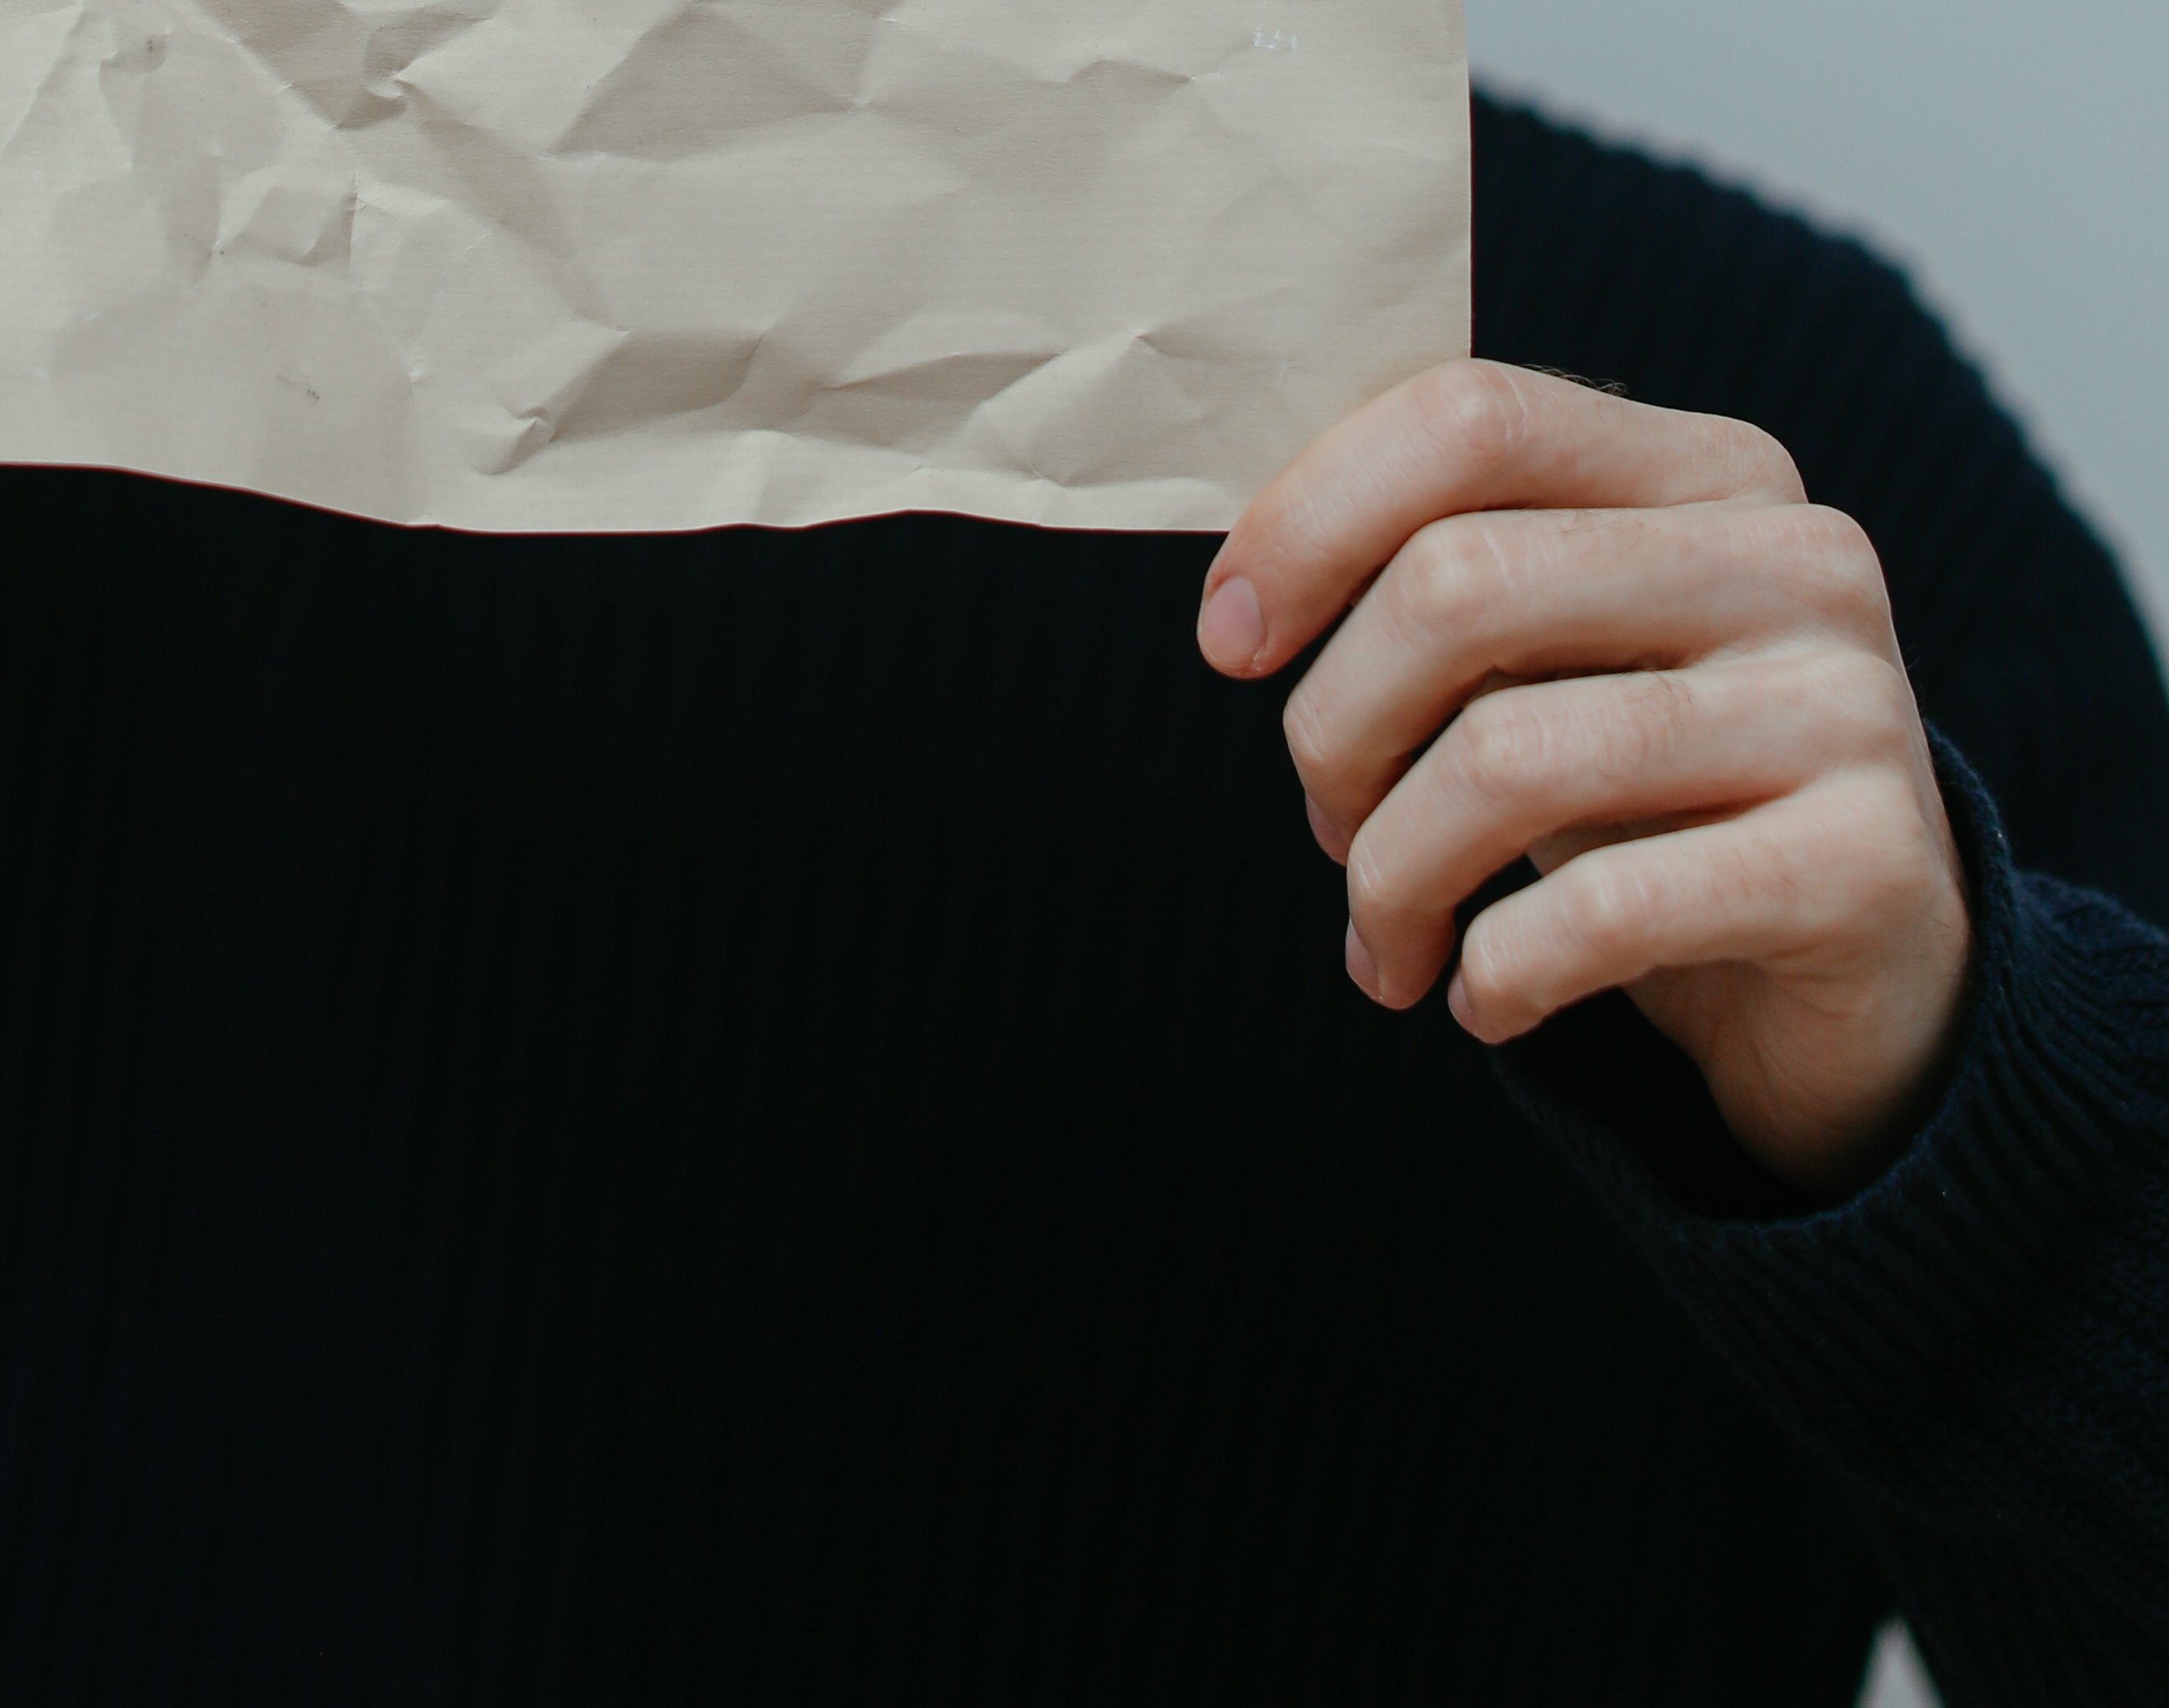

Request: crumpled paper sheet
left=0, top=0, right=1468, bottom=532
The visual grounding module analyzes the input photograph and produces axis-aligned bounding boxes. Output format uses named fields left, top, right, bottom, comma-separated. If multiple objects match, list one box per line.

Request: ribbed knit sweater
left=6, top=92, right=2169, bottom=1707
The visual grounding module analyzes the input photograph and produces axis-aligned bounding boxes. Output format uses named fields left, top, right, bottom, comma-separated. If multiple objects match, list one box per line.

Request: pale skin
left=1195, top=359, right=1975, bottom=1203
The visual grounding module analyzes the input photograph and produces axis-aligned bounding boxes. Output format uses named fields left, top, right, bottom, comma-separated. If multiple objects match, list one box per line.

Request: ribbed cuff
left=1483, top=719, right=2169, bottom=1497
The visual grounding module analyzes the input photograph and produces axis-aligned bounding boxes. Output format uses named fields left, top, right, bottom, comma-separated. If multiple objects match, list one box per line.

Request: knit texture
left=5, top=93, right=2168, bottom=1706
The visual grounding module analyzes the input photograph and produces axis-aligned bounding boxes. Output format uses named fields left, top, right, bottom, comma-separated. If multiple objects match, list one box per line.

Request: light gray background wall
left=1469, top=0, right=2169, bottom=663
left=1468, top=5, right=2169, bottom=1703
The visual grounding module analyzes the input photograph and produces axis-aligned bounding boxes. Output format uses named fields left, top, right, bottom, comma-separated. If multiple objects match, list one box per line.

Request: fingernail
left=1304, top=792, right=1336, bottom=849
left=1198, top=575, right=1264, bottom=672
left=1447, top=967, right=1474, bottom=1031
left=1344, top=918, right=1380, bottom=998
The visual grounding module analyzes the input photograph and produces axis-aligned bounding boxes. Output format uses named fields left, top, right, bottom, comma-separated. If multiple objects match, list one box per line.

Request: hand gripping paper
left=0, top=0, right=1469, bottom=531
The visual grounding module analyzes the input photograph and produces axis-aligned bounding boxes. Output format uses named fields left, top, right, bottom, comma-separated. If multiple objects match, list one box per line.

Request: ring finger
left=1341, top=646, right=1906, bottom=1007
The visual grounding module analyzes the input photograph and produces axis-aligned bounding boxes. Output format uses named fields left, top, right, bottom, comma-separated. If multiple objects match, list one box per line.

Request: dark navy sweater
left=5, top=92, right=2168, bottom=1707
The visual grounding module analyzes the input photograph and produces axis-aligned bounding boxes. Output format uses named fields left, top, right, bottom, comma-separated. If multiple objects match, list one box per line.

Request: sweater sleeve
left=1486, top=719, right=2169, bottom=1704
left=1458, top=94, right=2169, bottom=1699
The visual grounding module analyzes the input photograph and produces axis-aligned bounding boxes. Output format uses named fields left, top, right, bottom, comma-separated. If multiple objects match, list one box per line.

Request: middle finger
left=1285, top=501, right=1887, bottom=843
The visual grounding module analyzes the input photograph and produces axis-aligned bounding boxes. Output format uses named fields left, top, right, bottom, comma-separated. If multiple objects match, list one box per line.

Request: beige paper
left=0, top=0, right=1468, bottom=532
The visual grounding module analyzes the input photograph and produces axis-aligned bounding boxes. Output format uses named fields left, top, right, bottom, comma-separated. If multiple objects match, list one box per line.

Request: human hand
left=1196, top=359, right=1973, bottom=1199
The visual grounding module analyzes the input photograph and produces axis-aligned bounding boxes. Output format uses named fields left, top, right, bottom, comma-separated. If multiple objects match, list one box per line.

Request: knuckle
left=1852, top=852, right=1930, bottom=933
left=1729, top=421, right=1807, bottom=501
left=1281, top=686, right=1339, bottom=783
left=1452, top=692, right=1550, bottom=801
left=1345, top=831, right=1404, bottom=925
left=1568, top=864, right=1646, bottom=955
left=1389, top=516, right=1505, bottom=642
left=1831, top=775, right=1942, bottom=921
left=1802, top=502, right=1878, bottom=566
left=1787, top=646, right=1908, bottom=742
left=1456, top=917, right=1517, bottom=1012
left=1795, top=650, right=1916, bottom=756
left=1408, top=360, right=1531, bottom=476
left=1781, top=505, right=1892, bottom=627
left=1848, top=652, right=1919, bottom=741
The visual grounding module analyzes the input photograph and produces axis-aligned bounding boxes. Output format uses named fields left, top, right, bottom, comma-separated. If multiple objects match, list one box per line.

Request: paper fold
left=0, top=0, right=1469, bottom=532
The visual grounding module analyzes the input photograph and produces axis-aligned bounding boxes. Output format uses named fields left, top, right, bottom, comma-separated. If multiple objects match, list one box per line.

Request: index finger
left=1195, top=359, right=1806, bottom=678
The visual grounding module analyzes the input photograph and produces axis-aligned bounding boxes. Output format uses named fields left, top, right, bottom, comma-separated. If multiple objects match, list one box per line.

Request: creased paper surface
left=0, top=0, right=1468, bottom=532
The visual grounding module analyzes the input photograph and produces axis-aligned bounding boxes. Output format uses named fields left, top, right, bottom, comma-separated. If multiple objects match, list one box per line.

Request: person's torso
left=0, top=94, right=1912, bottom=1704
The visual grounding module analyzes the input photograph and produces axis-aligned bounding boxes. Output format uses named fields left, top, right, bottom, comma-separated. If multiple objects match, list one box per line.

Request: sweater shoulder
left=1468, top=89, right=2103, bottom=661
left=1469, top=89, right=1948, bottom=426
